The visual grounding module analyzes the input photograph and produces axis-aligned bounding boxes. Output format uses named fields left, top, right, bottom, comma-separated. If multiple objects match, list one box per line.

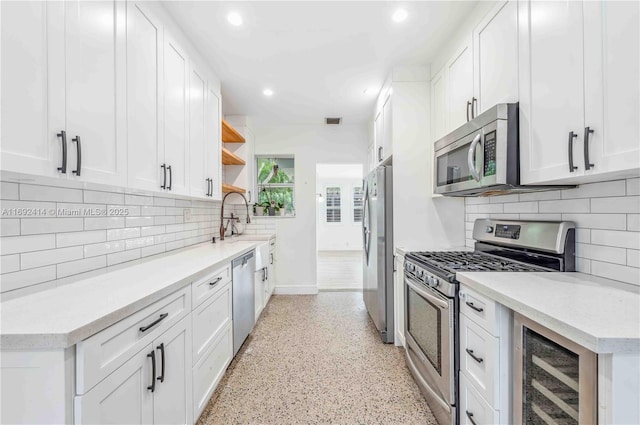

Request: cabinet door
left=163, top=34, right=190, bottom=195
left=431, top=67, right=448, bottom=141
left=75, top=344, right=154, bottom=425
left=374, top=111, right=383, bottom=163
left=1, top=1, right=65, bottom=178
left=519, top=0, right=585, bottom=184
left=473, top=0, right=518, bottom=115
left=126, top=2, right=164, bottom=192
left=189, top=62, right=208, bottom=198
left=584, top=1, right=640, bottom=177
left=381, top=93, right=392, bottom=162
left=153, top=317, right=193, bottom=425
left=65, top=0, right=127, bottom=186
left=255, top=269, right=264, bottom=322
left=206, top=86, right=222, bottom=200
left=446, top=38, right=474, bottom=130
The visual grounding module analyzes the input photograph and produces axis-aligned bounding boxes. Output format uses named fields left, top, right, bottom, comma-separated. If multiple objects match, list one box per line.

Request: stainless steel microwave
left=434, top=103, right=520, bottom=196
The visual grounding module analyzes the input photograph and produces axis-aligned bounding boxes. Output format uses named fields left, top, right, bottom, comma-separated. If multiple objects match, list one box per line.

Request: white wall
left=253, top=124, right=368, bottom=293
left=316, top=175, right=363, bottom=251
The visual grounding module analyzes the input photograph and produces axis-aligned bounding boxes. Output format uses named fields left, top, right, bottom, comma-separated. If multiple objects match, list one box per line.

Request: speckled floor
left=197, top=293, right=437, bottom=425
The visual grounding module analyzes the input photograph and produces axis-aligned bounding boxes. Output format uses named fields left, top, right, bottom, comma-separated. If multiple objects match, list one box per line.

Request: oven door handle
left=405, top=275, right=449, bottom=310
left=467, top=133, right=482, bottom=182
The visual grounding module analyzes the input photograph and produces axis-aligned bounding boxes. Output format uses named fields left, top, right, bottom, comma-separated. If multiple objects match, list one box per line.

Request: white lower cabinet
left=192, top=281, right=232, bottom=365
left=460, top=373, right=500, bottom=425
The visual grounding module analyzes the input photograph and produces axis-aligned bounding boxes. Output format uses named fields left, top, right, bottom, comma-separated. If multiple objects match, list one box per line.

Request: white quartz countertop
left=0, top=237, right=273, bottom=350
left=457, top=271, right=640, bottom=354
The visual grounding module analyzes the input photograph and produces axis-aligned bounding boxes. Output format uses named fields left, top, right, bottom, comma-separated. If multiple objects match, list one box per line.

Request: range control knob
left=486, top=226, right=494, bottom=234
left=432, top=277, right=440, bottom=288
left=427, top=276, right=435, bottom=287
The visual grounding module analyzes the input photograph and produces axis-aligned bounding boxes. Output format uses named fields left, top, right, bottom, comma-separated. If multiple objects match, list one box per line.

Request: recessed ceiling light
left=263, top=89, right=274, bottom=96
left=392, top=8, right=408, bottom=23
left=227, top=12, right=243, bottom=26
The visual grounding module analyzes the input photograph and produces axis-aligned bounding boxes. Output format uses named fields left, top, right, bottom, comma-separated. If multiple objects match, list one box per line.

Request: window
left=353, top=187, right=363, bottom=222
left=325, top=187, right=341, bottom=223
left=256, top=156, right=295, bottom=215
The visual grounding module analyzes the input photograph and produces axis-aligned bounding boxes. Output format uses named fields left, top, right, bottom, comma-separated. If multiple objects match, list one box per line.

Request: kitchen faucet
left=220, top=191, right=251, bottom=241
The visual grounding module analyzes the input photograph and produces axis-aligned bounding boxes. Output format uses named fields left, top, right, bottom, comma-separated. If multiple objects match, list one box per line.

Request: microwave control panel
left=484, top=130, right=497, bottom=177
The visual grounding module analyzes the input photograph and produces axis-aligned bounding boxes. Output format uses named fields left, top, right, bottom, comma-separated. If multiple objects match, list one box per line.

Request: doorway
left=316, top=164, right=364, bottom=291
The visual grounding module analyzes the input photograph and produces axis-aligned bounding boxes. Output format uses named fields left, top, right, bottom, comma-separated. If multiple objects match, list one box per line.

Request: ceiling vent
left=325, top=117, right=342, bottom=125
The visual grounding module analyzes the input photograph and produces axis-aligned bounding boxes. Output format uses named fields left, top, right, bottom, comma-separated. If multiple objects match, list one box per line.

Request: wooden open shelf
left=221, top=147, right=245, bottom=165
left=222, top=183, right=246, bottom=193
left=222, top=119, right=246, bottom=143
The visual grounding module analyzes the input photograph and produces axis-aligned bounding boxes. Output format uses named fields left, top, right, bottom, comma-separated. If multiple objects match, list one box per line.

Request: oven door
left=404, top=273, right=455, bottom=421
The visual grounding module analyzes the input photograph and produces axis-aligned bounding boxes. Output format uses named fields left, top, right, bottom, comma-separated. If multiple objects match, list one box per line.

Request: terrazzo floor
left=197, top=292, right=437, bottom=425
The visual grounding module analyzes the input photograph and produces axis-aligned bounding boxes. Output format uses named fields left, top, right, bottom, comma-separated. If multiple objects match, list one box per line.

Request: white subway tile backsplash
left=108, top=205, right=141, bottom=217
left=518, top=190, right=561, bottom=202
left=629, top=214, right=640, bottom=231
left=539, top=199, right=590, bottom=213
left=107, top=227, right=141, bottom=241
left=165, top=240, right=186, bottom=251
left=125, top=194, right=154, bottom=206
left=57, top=256, right=107, bottom=279
left=21, top=246, right=84, bottom=270
left=141, top=225, right=166, bottom=237
left=21, top=218, right=83, bottom=235
left=85, top=217, right=125, bottom=231
left=1, top=254, right=20, bottom=274
left=490, top=194, right=519, bottom=203
left=141, top=206, right=166, bottom=216
left=1, top=182, right=19, bottom=200
left=465, top=197, right=491, bottom=205
left=154, top=197, right=176, bottom=207
left=591, top=261, right=640, bottom=286
left=576, top=243, right=627, bottom=265
left=1, top=219, right=20, bottom=236
left=56, top=230, right=106, bottom=248
left=84, top=190, right=124, bottom=205
left=154, top=215, right=176, bottom=225
left=125, top=236, right=154, bottom=250
left=627, top=178, right=640, bottom=196
left=560, top=214, right=626, bottom=230
left=141, top=244, right=166, bottom=258
left=107, top=249, right=141, bottom=266
left=519, top=213, right=562, bottom=221
left=84, top=240, right=125, bottom=258
left=125, top=216, right=154, bottom=227
left=627, top=250, right=640, bottom=268
left=591, top=230, right=640, bottom=250
left=591, top=196, right=640, bottom=214
left=476, top=203, right=503, bottom=214
left=20, top=184, right=82, bottom=203
left=576, top=229, right=591, bottom=244
left=1, top=265, right=56, bottom=292
left=575, top=257, right=591, bottom=274
left=56, top=203, right=106, bottom=217
left=1, top=234, right=56, bottom=255
left=504, top=202, right=538, bottom=213
left=561, top=180, right=626, bottom=199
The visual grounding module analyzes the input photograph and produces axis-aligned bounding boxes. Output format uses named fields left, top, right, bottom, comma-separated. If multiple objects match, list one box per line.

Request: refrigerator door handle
left=362, top=179, right=371, bottom=263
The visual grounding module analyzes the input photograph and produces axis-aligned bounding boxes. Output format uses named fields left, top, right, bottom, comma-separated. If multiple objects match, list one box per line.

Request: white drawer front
left=460, top=313, right=500, bottom=407
left=460, top=373, right=501, bottom=425
left=76, top=286, right=191, bottom=394
left=191, top=263, right=231, bottom=309
left=192, top=281, right=232, bottom=365
left=460, top=285, right=498, bottom=335
left=192, top=322, right=232, bottom=420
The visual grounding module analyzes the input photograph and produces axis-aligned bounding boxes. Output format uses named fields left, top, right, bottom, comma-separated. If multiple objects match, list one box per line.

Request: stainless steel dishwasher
left=232, top=250, right=255, bottom=355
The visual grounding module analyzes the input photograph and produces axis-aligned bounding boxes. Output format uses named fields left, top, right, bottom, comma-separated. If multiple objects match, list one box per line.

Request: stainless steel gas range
left=403, top=219, right=575, bottom=425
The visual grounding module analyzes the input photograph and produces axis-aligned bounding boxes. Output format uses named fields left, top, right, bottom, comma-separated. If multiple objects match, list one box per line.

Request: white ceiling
left=162, top=1, right=478, bottom=125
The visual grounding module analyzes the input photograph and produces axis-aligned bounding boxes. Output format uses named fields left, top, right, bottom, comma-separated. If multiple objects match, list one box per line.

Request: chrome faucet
left=220, top=191, right=251, bottom=241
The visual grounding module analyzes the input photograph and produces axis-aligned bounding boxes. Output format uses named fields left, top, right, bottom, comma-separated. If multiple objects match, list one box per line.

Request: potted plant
left=276, top=201, right=285, bottom=216
left=253, top=203, right=262, bottom=216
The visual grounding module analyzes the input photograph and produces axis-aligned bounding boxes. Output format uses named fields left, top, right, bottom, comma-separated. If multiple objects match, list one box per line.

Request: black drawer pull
left=466, top=100, right=471, bottom=122
left=160, top=164, right=166, bottom=189
left=209, top=276, right=223, bottom=286
left=466, top=348, right=484, bottom=364
left=471, top=97, right=477, bottom=119
left=72, top=135, right=81, bottom=176
left=147, top=350, right=156, bottom=392
left=139, top=313, right=168, bottom=333
left=584, top=127, right=595, bottom=170
left=466, top=410, right=478, bottom=425
left=57, top=130, right=67, bottom=173
left=167, top=165, right=172, bottom=190
left=465, top=301, right=484, bottom=313
left=568, top=131, right=578, bottom=172
left=156, top=343, right=165, bottom=383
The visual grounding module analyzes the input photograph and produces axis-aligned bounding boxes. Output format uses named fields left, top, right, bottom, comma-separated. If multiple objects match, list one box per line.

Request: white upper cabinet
left=519, top=0, right=639, bottom=185
left=0, top=2, right=67, bottom=178
left=381, top=93, right=393, bottom=163
left=206, top=87, right=222, bottom=200
left=189, top=62, right=208, bottom=198
left=374, top=111, right=383, bottom=163
left=430, top=67, right=448, bottom=142
left=65, top=1, right=127, bottom=186
left=163, top=35, right=190, bottom=195
left=473, top=1, right=518, bottom=115
left=446, top=37, right=475, bottom=130
left=583, top=1, right=640, bottom=178
left=126, top=2, right=164, bottom=192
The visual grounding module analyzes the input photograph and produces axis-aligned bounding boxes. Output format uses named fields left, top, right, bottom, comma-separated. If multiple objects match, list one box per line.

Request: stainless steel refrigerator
left=362, top=165, right=394, bottom=343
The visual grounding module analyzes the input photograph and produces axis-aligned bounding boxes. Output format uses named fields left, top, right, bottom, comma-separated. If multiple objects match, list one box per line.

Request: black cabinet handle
left=378, top=146, right=383, bottom=162
left=205, top=178, right=211, bottom=196
left=72, top=136, right=81, bottom=176
left=466, top=411, right=478, bottom=425
left=466, top=101, right=472, bottom=122
left=147, top=350, right=156, bottom=392
left=568, top=131, right=578, bottom=172
left=209, top=276, right=223, bottom=286
left=270, top=253, right=274, bottom=265
left=209, top=178, right=213, bottom=197
left=584, top=127, right=595, bottom=170
left=57, top=130, right=67, bottom=173
left=139, top=313, right=168, bottom=333
left=167, top=165, right=172, bottom=190
left=156, top=343, right=165, bottom=383
left=466, top=348, right=484, bottom=364
left=471, top=97, right=477, bottom=119
left=465, top=301, right=484, bottom=313
left=160, top=164, right=166, bottom=189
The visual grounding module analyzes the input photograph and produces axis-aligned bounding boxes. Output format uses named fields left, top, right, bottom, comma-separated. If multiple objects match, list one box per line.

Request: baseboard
left=318, top=287, right=363, bottom=292
left=273, top=285, right=319, bottom=295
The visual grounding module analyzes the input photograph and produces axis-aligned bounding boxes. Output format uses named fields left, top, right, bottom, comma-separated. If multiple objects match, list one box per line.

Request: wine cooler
left=514, top=313, right=597, bottom=424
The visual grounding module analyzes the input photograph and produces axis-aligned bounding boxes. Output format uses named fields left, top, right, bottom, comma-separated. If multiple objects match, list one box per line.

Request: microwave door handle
left=467, top=133, right=482, bottom=182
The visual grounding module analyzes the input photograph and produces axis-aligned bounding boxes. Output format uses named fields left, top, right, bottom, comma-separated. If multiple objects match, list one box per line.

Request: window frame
left=353, top=186, right=364, bottom=223
left=325, top=186, right=342, bottom=223
left=254, top=155, right=296, bottom=216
